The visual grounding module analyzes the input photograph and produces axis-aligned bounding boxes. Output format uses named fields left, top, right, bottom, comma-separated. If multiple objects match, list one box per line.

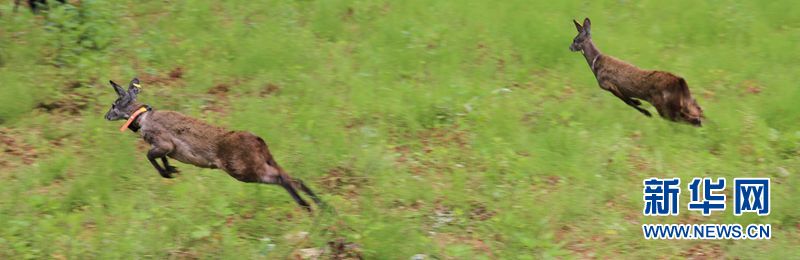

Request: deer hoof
left=165, top=165, right=180, bottom=174
left=158, top=170, right=175, bottom=178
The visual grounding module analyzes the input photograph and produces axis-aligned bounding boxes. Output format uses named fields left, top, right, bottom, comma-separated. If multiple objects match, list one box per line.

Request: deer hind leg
left=650, top=94, right=670, bottom=119
left=291, top=178, right=323, bottom=206
left=281, top=180, right=312, bottom=212
left=241, top=135, right=315, bottom=212
left=254, top=163, right=312, bottom=212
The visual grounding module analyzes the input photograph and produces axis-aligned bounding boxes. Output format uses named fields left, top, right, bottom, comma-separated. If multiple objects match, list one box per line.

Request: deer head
left=569, top=18, right=592, bottom=52
left=104, top=78, right=142, bottom=121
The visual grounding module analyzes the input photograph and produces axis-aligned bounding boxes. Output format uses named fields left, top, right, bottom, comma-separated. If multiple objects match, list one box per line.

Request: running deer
left=104, top=78, right=323, bottom=212
left=14, top=0, right=65, bottom=13
left=570, top=18, right=705, bottom=126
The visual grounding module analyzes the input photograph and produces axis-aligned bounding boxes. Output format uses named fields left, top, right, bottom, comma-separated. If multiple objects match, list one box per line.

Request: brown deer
left=570, top=18, right=704, bottom=126
left=14, top=0, right=65, bottom=13
left=104, top=78, right=323, bottom=212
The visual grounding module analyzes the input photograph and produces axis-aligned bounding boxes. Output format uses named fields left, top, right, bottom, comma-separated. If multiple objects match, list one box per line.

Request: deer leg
left=293, top=178, right=323, bottom=206
left=631, top=103, right=652, bottom=117
left=619, top=97, right=652, bottom=117
left=29, top=0, right=40, bottom=13
left=281, top=181, right=312, bottom=212
left=147, top=148, right=174, bottom=178
left=256, top=154, right=312, bottom=212
left=161, top=157, right=179, bottom=174
left=601, top=82, right=652, bottom=117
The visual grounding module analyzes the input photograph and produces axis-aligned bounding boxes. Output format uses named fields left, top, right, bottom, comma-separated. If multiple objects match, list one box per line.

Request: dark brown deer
left=104, top=78, right=323, bottom=212
left=570, top=18, right=704, bottom=126
left=14, top=0, right=65, bottom=13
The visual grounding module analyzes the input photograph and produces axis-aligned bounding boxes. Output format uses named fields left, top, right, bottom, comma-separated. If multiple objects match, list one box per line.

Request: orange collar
left=120, top=107, right=149, bottom=132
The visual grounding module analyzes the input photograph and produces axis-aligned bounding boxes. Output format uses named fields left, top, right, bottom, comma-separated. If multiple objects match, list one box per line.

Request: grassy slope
left=1, top=0, right=799, bottom=258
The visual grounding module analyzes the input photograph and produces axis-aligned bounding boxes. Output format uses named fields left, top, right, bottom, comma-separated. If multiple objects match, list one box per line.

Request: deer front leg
left=161, top=157, right=179, bottom=174
left=599, top=81, right=652, bottom=117
left=147, top=146, right=175, bottom=178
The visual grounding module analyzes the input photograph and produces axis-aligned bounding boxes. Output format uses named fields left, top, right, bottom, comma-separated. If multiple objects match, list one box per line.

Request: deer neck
left=582, top=40, right=602, bottom=74
left=122, top=103, right=151, bottom=133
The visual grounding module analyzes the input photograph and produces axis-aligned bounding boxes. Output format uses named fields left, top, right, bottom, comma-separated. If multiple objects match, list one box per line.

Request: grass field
left=1, top=0, right=799, bottom=258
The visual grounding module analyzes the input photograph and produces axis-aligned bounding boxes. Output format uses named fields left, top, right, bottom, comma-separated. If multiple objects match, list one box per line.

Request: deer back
left=139, top=110, right=231, bottom=167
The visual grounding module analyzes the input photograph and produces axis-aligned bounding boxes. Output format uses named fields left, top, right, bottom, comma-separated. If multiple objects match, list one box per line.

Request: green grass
left=1, top=0, right=799, bottom=258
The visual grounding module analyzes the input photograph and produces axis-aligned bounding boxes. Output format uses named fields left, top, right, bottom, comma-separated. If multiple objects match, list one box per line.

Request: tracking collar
left=591, top=55, right=601, bottom=74
left=120, top=105, right=152, bottom=132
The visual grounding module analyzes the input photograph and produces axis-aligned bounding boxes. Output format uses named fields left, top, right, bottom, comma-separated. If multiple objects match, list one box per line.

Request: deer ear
left=583, top=18, right=591, bottom=33
left=109, top=80, right=126, bottom=96
left=573, top=19, right=583, bottom=32
left=128, top=77, right=141, bottom=95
